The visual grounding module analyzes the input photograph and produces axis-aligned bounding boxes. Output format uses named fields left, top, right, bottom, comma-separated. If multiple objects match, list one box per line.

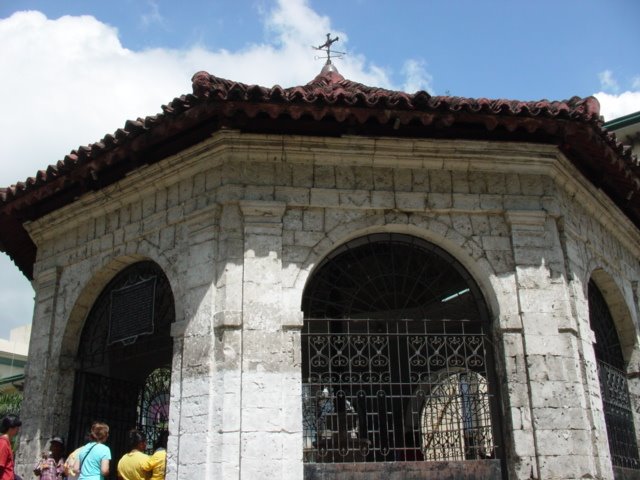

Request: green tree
left=0, top=392, right=22, bottom=452
left=0, top=392, right=22, bottom=418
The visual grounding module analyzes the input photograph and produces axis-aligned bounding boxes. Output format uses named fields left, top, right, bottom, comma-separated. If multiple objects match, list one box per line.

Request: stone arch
left=299, top=232, right=503, bottom=472
left=587, top=268, right=640, bottom=471
left=418, top=369, right=493, bottom=461
left=588, top=267, right=637, bottom=365
left=60, top=251, right=183, bottom=361
left=290, top=214, right=500, bottom=325
left=64, top=257, right=177, bottom=469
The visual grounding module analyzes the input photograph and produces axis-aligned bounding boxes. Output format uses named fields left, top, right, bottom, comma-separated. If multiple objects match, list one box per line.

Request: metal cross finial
left=313, top=33, right=345, bottom=64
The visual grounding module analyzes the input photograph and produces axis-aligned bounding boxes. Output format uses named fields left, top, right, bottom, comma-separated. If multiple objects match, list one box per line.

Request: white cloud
left=592, top=70, right=640, bottom=121
left=0, top=10, right=187, bottom=188
left=594, top=91, right=640, bottom=121
left=598, top=69, right=619, bottom=93
left=0, top=255, right=33, bottom=338
left=0, top=1, right=410, bottom=337
left=1, top=1, right=637, bottom=340
left=0, top=1, right=418, bottom=191
left=141, top=0, right=165, bottom=28
left=401, top=59, right=434, bottom=94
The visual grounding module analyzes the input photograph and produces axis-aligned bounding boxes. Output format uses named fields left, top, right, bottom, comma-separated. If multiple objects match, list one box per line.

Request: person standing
left=64, top=444, right=82, bottom=480
left=0, top=414, right=21, bottom=480
left=64, top=432, right=90, bottom=480
left=75, top=422, right=111, bottom=480
left=141, top=431, right=167, bottom=480
left=116, top=429, right=149, bottom=480
left=33, top=436, right=65, bottom=480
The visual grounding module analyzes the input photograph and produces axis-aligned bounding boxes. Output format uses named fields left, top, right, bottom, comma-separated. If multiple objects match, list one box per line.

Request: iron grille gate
left=302, top=318, right=496, bottom=463
left=588, top=280, right=640, bottom=470
left=301, top=233, right=502, bottom=477
left=70, top=261, right=175, bottom=479
left=597, top=361, right=640, bottom=470
left=69, top=368, right=171, bottom=478
left=69, top=372, right=138, bottom=476
left=137, top=367, right=171, bottom=451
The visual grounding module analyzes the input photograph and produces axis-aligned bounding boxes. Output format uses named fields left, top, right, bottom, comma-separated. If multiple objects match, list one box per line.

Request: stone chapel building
left=1, top=59, right=640, bottom=479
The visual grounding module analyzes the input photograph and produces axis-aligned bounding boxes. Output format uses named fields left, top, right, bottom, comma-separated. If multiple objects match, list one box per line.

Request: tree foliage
left=0, top=392, right=22, bottom=418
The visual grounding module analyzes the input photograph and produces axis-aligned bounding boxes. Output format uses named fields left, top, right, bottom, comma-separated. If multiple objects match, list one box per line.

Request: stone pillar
left=165, top=319, right=186, bottom=480
left=505, top=211, right=600, bottom=479
left=238, top=200, right=304, bottom=480
left=170, top=206, right=220, bottom=479
left=212, top=202, right=245, bottom=479
left=500, top=329, right=539, bottom=479
left=627, top=348, right=640, bottom=466
left=560, top=223, right=615, bottom=479
left=16, top=267, right=60, bottom=473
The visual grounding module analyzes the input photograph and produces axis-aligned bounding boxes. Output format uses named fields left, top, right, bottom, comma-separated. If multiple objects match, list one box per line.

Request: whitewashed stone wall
left=15, top=131, right=640, bottom=480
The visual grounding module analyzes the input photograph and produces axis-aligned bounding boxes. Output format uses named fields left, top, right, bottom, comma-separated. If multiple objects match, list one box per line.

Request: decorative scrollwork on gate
left=420, top=371, right=493, bottom=461
left=589, top=280, right=640, bottom=470
left=137, top=367, right=171, bottom=454
left=302, top=319, right=496, bottom=464
left=301, top=234, right=499, bottom=465
left=71, top=261, right=175, bottom=468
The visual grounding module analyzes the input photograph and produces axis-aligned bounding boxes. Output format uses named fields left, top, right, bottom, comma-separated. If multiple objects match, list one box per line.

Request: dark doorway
left=588, top=280, right=640, bottom=473
left=68, top=261, right=175, bottom=478
left=301, top=233, right=502, bottom=478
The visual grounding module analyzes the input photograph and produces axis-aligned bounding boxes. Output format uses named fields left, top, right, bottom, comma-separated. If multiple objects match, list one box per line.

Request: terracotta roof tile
left=0, top=66, right=637, bottom=278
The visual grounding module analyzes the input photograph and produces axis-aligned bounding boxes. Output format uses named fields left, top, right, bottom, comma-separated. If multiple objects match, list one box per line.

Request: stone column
left=627, top=349, right=640, bottom=466
left=16, top=267, right=60, bottom=472
left=238, top=200, right=304, bottom=480
left=212, top=202, right=245, bottom=479
left=505, top=211, right=600, bottom=479
left=165, top=319, right=186, bottom=480
left=560, top=223, right=615, bottom=479
left=170, top=206, right=220, bottom=479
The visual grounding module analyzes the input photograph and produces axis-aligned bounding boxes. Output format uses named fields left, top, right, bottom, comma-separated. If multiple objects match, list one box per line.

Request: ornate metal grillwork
left=589, top=280, right=640, bottom=470
left=301, top=234, right=499, bottom=465
left=589, top=282, right=625, bottom=369
left=597, top=361, right=640, bottom=469
left=302, top=233, right=487, bottom=323
left=70, top=261, right=175, bottom=478
left=420, top=370, right=493, bottom=461
left=77, top=261, right=175, bottom=373
left=302, top=319, right=495, bottom=463
left=69, top=372, right=139, bottom=477
left=137, top=368, right=171, bottom=454
left=69, top=369, right=172, bottom=476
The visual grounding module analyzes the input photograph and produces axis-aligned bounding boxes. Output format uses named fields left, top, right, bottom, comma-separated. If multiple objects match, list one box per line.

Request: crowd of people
left=0, top=415, right=167, bottom=480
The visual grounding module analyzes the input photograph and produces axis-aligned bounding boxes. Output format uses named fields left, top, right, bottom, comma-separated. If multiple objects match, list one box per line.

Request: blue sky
left=0, top=0, right=639, bottom=338
left=2, top=0, right=639, bottom=101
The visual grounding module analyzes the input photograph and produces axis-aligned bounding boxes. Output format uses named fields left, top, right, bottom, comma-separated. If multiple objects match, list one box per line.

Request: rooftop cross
left=313, top=33, right=345, bottom=65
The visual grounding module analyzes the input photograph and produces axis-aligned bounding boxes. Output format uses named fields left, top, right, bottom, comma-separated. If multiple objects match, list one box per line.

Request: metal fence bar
left=302, top=318, right=496, bottom=464
left=597, top=360, right=640, bottom=470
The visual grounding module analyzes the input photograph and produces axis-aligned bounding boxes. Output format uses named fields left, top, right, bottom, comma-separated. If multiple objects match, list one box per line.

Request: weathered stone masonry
left=12, top=130, right=640, bottom=479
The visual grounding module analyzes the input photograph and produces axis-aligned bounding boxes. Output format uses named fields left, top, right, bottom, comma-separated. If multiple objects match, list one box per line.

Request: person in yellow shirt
left=142, top=431, right=167, bottom=480
left=117, top=430, right=149, bottom=480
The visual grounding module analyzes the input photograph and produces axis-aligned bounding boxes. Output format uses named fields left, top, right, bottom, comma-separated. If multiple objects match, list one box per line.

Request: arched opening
left=588, top=279, right=640, bottom=471
left=301, top=233, right=501, bottom=469
left=68, top=261, right=174, bottom=476
left=419, top=370, right=493, bottom=461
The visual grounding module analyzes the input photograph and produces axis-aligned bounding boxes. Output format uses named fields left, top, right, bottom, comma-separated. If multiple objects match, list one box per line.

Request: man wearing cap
left=0, top=414, right=21, bottom=480
left=34, top=435, right=66, bottom=480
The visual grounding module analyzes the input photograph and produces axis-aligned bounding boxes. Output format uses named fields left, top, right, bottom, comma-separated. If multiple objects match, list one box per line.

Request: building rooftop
left=0, top=65, right=638, bottom=278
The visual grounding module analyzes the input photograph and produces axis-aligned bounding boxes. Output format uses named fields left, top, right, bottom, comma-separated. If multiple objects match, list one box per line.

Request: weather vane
left=312, top=33, right=345, bottom=64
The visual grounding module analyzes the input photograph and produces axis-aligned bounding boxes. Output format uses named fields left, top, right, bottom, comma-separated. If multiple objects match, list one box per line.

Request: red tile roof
left=1, top=64, right=638, bottom=278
